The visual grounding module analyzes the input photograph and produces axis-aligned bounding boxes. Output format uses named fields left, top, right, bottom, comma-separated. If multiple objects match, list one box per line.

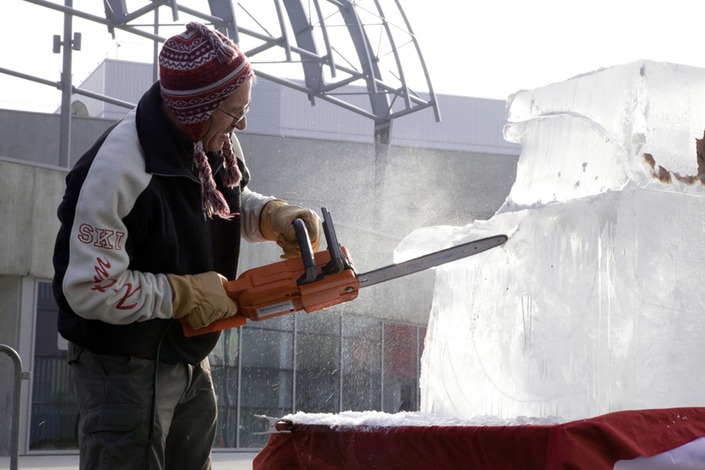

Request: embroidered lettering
left=113, top=231, right=125, bottom=250
left=76, top=223, right=125, bottom=251
left=90, top=278, right=117, bottom=293
left=115, top=283, right=142, bottom=310
left=78, top=223, right=93, bottom=244
left=89, top=256, right=141, bottom=311
left=93, top=257, right=111, bottom=282
left=94, top=229, right=115, bottom=249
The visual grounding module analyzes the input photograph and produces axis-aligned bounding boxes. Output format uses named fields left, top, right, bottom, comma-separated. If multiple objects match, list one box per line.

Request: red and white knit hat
left=159, top=22, right=252, bottom=219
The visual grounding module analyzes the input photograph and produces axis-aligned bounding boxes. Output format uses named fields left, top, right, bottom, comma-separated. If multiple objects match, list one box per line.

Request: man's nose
left=234, top=116, right=247, bottom=131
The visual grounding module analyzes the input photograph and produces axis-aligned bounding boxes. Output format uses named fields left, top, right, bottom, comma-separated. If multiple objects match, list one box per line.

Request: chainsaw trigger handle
left=321, top=207, right=349, bottom=274
left=295, top=218, right=319, bottom=284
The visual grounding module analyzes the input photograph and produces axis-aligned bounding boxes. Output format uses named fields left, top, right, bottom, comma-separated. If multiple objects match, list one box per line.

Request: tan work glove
left=260, top=199, right=323, bottom=258
left=167, top=271, right=238, bottom=329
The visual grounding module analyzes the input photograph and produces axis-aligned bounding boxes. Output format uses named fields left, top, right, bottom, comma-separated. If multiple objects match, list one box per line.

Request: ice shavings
left=282, top=411, right=561, bottom=429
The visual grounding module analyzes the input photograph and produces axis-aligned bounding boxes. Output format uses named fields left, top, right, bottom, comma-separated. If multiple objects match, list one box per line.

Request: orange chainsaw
left=181, top=208, right=507, bottom=337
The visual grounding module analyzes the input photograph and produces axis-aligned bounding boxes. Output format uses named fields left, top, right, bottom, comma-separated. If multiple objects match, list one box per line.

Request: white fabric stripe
left=62, top=109, right=174, bottom=324
left=614, top=436, right=705, bottom=468
left=159, top=51, right=220, bottom=71
left=240, top=187, right=275, bottom=243
left=160, top=60, right=250, bottom=97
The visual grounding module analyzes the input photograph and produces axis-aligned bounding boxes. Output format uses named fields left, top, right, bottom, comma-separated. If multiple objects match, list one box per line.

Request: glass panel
left=382, top=323, right=419, bottom=412
left=30, top=282, right=79, bottom=450
left=27, top=278, right=423, bottom=451
left=342, top=316, right=382, bottom=411
left=295, top=312, right=341, bottom=413
left=239, top=315, right=294, bottom=448
left=210, top=327, right=240, bottom=448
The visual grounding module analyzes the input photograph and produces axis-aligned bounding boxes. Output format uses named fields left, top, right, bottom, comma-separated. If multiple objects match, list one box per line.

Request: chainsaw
left=181, top=207, right=507, bottom=337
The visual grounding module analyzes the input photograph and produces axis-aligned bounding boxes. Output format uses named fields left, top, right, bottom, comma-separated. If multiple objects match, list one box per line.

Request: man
left=52, top=22, right=321, bottom=470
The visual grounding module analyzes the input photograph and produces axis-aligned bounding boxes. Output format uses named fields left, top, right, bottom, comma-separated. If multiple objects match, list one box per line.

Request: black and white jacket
left=53, top=82, right=272, bottom=364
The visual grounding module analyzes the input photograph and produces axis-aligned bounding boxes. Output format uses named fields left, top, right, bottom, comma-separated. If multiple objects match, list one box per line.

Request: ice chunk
left=414, top=61, right=705, bottom=422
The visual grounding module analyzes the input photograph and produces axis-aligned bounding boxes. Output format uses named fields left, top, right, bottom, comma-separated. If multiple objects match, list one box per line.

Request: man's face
left=201, top=77, right=252, bottom=152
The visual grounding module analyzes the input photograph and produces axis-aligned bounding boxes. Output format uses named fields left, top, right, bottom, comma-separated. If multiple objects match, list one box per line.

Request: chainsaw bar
left=356, top=234, right=508, bottom=288
left=180, top=208, right=508, bottom=337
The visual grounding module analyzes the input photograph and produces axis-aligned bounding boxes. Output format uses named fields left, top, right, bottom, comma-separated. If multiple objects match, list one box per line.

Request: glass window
left=30, top=282, right=78, bottom=450
left=295, top=311, right=341, bottom=413
left=342, top=316, right=382, bottom=411
left=210, top=327, right=240, bottom=448
left=382, top=323, right=419, bottom=412
left=238, top=315, right=294, bottom=448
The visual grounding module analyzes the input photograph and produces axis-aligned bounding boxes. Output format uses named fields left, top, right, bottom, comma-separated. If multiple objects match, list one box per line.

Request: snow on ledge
left=281, top=411, right=562, bottom=429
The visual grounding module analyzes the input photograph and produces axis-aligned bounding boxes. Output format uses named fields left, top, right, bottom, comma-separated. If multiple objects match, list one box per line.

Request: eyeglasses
left=215, top=103, right=250, bottom=125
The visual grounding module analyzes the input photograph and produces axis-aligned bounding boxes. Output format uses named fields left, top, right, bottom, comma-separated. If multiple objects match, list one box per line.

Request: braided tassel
left=193, top=142, right=233, bottom=219
left=221, top=137, right=242, bottom=188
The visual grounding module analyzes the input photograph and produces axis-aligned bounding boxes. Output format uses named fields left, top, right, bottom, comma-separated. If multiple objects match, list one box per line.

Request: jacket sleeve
left=60, top=112, right=174, bottom=325
left=240, top=186, right=276, bottom=243
left=230, top=134, right=275, bottom=243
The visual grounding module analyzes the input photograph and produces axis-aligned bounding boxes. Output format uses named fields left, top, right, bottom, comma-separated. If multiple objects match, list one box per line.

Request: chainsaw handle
left=294, top=218, right=319, bottom=284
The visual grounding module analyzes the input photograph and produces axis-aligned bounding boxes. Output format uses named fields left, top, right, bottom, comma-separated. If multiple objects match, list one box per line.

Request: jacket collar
left=135, top=82, right=223, bottom=178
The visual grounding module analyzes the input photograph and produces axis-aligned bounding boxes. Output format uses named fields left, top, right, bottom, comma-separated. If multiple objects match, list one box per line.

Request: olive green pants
left=69, top=344, right=217, bottom=470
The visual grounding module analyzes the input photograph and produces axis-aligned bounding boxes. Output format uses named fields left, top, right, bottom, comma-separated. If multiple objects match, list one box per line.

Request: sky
left=2, top=1, right=705, bottom=113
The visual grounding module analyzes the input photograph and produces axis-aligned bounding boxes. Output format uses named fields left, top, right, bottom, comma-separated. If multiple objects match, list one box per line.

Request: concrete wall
left=0, top=109, right=114, bottom=167
left=0, top=158, right=65, bottom=455
left=0, top=159, right=67, bottom=278
left=0, top=277, right=21, bottom=456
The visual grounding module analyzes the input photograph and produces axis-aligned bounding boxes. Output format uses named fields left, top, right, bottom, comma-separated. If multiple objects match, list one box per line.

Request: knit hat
left=159, top=22, right=252, bottom=219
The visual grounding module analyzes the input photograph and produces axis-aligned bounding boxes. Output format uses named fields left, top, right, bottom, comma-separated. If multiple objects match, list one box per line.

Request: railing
left=0, top=344, right=26, bottom=470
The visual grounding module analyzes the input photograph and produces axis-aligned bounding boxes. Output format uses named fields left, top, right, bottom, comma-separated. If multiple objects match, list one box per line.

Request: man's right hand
left=260, top=199, right=322, bottom=258
left=167, top=271, right=238, bottom=330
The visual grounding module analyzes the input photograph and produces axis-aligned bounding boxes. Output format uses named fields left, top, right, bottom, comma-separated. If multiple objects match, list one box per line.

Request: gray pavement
left=0, top=452, right=258, bottom=469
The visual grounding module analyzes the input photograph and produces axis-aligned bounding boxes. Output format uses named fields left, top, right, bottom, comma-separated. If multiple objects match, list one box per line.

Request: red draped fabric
left=254, top=408, right=705, bottom=469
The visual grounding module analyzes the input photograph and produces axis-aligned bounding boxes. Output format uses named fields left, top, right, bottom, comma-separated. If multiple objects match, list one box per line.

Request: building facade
left=0, top=65, right=519, bottom=454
